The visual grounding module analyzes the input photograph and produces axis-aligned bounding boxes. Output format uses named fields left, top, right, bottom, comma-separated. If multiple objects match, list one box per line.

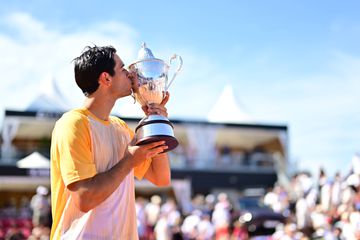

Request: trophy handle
left=166, top=54, right=183, bottom=91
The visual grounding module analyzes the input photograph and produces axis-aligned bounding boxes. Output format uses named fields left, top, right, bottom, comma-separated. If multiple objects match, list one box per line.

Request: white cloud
left=0, top=12, right=140, bottom=118
left=0, top=11, right=230, bottom=124
left=0, top=11, right=231, bottom=120
left=3, top=12, right=56, bottom=41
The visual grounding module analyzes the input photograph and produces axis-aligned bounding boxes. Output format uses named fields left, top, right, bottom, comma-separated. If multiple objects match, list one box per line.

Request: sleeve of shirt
left=53, top=112, right=97, bottom=186
left=134, top=157, right=152, bottom=180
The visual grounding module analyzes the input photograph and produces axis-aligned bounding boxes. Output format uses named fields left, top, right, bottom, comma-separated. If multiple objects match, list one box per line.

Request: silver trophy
left=129, top=43, right=183, bottom=152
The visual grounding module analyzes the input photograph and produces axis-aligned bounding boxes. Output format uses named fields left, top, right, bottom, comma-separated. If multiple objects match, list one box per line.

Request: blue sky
left=1, top=0, right=359, bottom=177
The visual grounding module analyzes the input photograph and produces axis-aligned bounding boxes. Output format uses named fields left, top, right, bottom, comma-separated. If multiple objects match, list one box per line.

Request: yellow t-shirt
left=50, top=108, right=151, bottom=239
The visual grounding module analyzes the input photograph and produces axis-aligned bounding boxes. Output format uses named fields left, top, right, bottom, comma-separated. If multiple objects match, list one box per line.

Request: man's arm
left=141, top=92, right=172, bottom=187
left=67, top=141, right=167, bottom=212
left=144, top=153, right=171, bottom=186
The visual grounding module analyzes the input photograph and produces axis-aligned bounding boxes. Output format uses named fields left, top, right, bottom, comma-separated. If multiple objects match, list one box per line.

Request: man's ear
left=99, top=72, right=111, bottom=86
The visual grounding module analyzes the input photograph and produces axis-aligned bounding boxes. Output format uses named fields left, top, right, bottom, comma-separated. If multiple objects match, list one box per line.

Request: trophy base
left=135, top=115, right=179, bottom=152
left=136, top=135, right=179, bottom=152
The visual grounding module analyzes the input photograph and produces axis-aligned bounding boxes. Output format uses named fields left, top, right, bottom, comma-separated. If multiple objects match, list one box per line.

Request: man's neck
left=82, top=95, right=115, bottom=121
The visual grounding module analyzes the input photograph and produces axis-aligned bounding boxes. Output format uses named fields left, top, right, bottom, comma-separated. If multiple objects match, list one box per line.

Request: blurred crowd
left=0, top=156, right=360, bottom=239
left=134, top=167, right=360, bottom=240
left=133, top=160, right=360, bottom=240
left=135, top=193, right=244, bottom=240
left=0, top=186, right=51, bottom=240
left=267, top=167, right=360, bottom=240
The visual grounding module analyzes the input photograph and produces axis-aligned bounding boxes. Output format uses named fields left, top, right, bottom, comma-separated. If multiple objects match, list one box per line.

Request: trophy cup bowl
left=129, top=43, right=183, bottom=152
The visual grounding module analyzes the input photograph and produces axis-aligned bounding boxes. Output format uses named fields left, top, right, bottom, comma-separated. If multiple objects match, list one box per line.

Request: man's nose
left=127, top=71, right=135, bottom=83
left=126, top=70, right=132, bottom=79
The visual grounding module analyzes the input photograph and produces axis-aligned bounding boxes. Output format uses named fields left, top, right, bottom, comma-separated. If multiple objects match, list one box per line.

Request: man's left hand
left=142, top=91, right=169, bottom=117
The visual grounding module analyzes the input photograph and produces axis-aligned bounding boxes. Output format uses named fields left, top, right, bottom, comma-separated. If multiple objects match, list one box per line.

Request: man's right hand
left=126, top=141, right=168, bottom=167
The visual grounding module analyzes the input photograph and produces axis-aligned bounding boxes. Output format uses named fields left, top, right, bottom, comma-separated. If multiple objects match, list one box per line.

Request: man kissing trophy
left=129, top=43, right=183, bottom=152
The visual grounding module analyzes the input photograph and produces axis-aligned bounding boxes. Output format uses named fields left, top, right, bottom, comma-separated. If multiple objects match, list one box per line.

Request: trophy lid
left=129, top=42, right=167, bottom=70
left=137, top=42, right=155, bottom=60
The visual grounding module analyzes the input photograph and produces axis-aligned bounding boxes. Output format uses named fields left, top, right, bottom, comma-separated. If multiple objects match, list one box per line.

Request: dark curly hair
left=73, top=45, right=117, bottom=96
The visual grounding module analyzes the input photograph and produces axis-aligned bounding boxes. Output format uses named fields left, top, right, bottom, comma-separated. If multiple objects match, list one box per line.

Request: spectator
left=212, top=193, right=231, bottom=240
left=135, top=197, right=147, bottom=240
left=154, top=212, right=171, bottom=240
left=331, top=172, right=342, bottom=208
left=145, top=195, right=162, bottom=239
left=30, top=186, right=50, bottom=228
left=197, top=213, right=215, bottom=240
left=181, top=210, right=201, bottom=240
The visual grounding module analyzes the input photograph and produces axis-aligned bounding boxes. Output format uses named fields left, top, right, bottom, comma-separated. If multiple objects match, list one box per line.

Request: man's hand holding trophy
left=129, top=43, right=183, bottom=152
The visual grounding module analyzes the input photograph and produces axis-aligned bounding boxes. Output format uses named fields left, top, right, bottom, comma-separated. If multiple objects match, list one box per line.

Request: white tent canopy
left=16, top=151, right=50, bottom=169
left=26, top=76, right=71, bottom=112
left=207, top=84, right=254, bottom=124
